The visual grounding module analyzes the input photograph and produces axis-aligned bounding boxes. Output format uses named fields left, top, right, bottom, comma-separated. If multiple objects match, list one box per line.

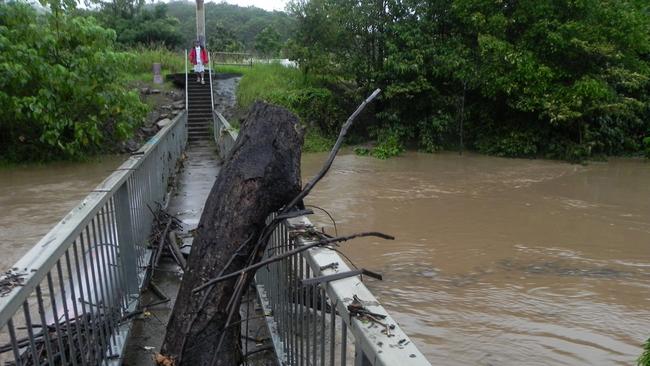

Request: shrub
left=372, top=128, right=405, bottom=159
left=0, top=3, right=147, bottom=161
left=476, top=131, right=540, bottom=158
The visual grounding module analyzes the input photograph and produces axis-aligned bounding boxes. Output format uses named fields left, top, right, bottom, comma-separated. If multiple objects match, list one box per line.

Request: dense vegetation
left=94, top=3, right=184, bottom=48
left=287, top=0, right=650, bottom=160
left=3, top=0, right=648, bottom=163
left=84, top=1, right=293, bottom=55
left=221, top=63, right=337, bottom=151
left=165, top=1, right=295, bottom=55
left=0, top=2, right=147, bottom=162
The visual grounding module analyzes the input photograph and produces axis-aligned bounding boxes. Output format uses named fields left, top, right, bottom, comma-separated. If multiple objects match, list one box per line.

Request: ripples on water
left=302, top=152, right=650, bottom=365
left=0, top=156, right=124, bottom=269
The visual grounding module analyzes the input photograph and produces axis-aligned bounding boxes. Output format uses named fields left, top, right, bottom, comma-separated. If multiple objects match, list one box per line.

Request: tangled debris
left=0, top=270, right=26, bottom=297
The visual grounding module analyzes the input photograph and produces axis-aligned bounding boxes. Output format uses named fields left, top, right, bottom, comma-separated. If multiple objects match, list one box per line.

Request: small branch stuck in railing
left=193, top=231, right=393, bottom=293
left=0, top=271, right=26, bottom=297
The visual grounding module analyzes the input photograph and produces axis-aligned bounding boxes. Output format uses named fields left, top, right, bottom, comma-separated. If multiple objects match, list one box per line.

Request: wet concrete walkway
left=122, top=140, right=221, bottom=365
left=123, top=76, right=276, bottom=365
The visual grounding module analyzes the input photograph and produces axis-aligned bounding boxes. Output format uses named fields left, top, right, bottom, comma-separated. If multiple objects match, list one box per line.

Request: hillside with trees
left=165, top=1, right=295, bottom=55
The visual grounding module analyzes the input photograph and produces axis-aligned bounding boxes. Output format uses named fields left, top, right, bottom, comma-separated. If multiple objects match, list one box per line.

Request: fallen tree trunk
left=161, top=102, right=303, bottom=365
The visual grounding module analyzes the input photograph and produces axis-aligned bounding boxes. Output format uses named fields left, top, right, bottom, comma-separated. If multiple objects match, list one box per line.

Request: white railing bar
left=185, top=49, right=188, bottom=112
left=208, top=51, right=215, bottom=112
left=0, top=111, right=187, bottom=328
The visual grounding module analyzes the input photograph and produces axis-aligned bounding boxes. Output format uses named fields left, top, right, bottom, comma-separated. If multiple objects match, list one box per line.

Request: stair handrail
left=185, top=49, right=188, bottom=112
left=208, top=51, right=215, bottom=112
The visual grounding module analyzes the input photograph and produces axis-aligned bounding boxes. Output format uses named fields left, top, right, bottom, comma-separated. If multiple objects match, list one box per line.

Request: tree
left=0, top=2, right=147, bottom=162
left=254, top=25, right=281, bottom=57
left=165, top=1, right=297, bottom=51
left=97, top=3, right=183, bottom=48
left=286, top=0, right=650, bottom=160
left=161, top=102, right=303, bottom=365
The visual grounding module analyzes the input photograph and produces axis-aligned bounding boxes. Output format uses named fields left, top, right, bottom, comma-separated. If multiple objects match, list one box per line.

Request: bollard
left=153, top=62, right=163, bottom=84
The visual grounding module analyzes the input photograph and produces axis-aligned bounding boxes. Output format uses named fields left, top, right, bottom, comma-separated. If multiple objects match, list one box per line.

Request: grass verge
left=228, top=63, right=338, bottom=152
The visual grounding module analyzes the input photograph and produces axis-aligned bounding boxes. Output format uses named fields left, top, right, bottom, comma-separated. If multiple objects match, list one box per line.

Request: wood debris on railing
left=0, top=271, right=25, bottom=297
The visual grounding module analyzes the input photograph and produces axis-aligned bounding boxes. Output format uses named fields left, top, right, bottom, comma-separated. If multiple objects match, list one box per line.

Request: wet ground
left=121, top=140, right=221, bottom=365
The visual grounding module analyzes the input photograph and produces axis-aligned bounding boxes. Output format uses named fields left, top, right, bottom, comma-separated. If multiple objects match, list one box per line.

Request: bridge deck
left=122, top=140, right=221, bottom=364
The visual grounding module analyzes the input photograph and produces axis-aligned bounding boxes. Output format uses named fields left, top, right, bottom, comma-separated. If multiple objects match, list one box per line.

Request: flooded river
left=0, top=156, right=124, bottom=269
left=302, top=152, right=650, bottom=366
left=1, top=151, right=648, bottom=365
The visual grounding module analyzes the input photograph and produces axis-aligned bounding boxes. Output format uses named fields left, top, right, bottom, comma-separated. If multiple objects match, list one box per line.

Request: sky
left=214, top=0, right=288, bottom=12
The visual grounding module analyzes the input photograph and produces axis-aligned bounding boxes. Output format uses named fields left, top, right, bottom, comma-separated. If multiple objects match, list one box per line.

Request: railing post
left=114, top=183, right=139, bottom=295
left=355, top=341, right=372, bottom=366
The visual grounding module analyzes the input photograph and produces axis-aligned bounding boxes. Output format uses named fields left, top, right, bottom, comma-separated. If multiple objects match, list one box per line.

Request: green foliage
left=0, top=3, right=147, bottom=162
left=126, top=45, right=185, bottom=76
left=254, top=26, right=282, bottom=57
left=236, top=63, right=345, bottom=130
left=208, top=26, right=244, bottom=53
left=639, top=338, right=650, bottom=366
left=353, top=147, right=370, bottom=156
left=476, top=131, right=540, bottom=158
left=644, top=137, right=650, bottom=159
left=234, top=63, right=347, bottom=151
left=95, top=3, right=183, bottom=48
left=371, top=127, right=405, bottom=159
left=287, top=0, right=650, bottom=160
left=165, top=1, right=296, bottom=51
left=304, top=130, right=335, bottom=152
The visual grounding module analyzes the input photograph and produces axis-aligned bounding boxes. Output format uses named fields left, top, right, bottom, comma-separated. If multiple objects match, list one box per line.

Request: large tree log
left=161, top=102, right=303, bottom=365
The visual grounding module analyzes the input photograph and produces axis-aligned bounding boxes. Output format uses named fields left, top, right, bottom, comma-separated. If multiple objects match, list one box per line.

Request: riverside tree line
left=1, top=0, right=649, bottom=162
left=285, top=0, right=650, bottom=161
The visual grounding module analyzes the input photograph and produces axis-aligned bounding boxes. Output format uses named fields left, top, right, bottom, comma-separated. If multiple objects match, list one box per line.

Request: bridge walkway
left=122, top=75, right=275, bottom=365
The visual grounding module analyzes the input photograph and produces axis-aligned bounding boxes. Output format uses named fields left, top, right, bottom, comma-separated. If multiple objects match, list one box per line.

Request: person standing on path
left=189, top=41, right=209, bottom=84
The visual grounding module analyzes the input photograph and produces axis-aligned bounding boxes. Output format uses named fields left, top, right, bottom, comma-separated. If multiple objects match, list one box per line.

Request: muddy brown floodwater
left=0, top=156, right=124, bottom=270
left=302, top=152, right=650, bottom=366
left=1, top=150, right=648, bottom=365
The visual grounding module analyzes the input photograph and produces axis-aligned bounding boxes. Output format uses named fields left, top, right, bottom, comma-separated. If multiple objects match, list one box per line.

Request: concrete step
left=188, top=135, right=211, bottom=141
left=188, top=124, right=210, bottom=129
left=189, top=109, right=213, bottom=114
left=188, top=96, right=212, bottom=101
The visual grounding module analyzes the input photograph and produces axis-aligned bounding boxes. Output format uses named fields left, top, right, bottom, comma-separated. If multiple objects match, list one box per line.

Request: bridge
left=0, top=52, right=431, bottom=365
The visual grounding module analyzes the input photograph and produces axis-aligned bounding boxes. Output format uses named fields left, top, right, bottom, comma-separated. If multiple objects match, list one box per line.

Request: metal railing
left=185, top=49, right=188, bottom=111
left=212, top=112, right=430, bottom=365
left=208, top=52, right=215, bottom=112
left=0, top=112, right=188, bottom=365
left=211, top=51, right=253, bottom=68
